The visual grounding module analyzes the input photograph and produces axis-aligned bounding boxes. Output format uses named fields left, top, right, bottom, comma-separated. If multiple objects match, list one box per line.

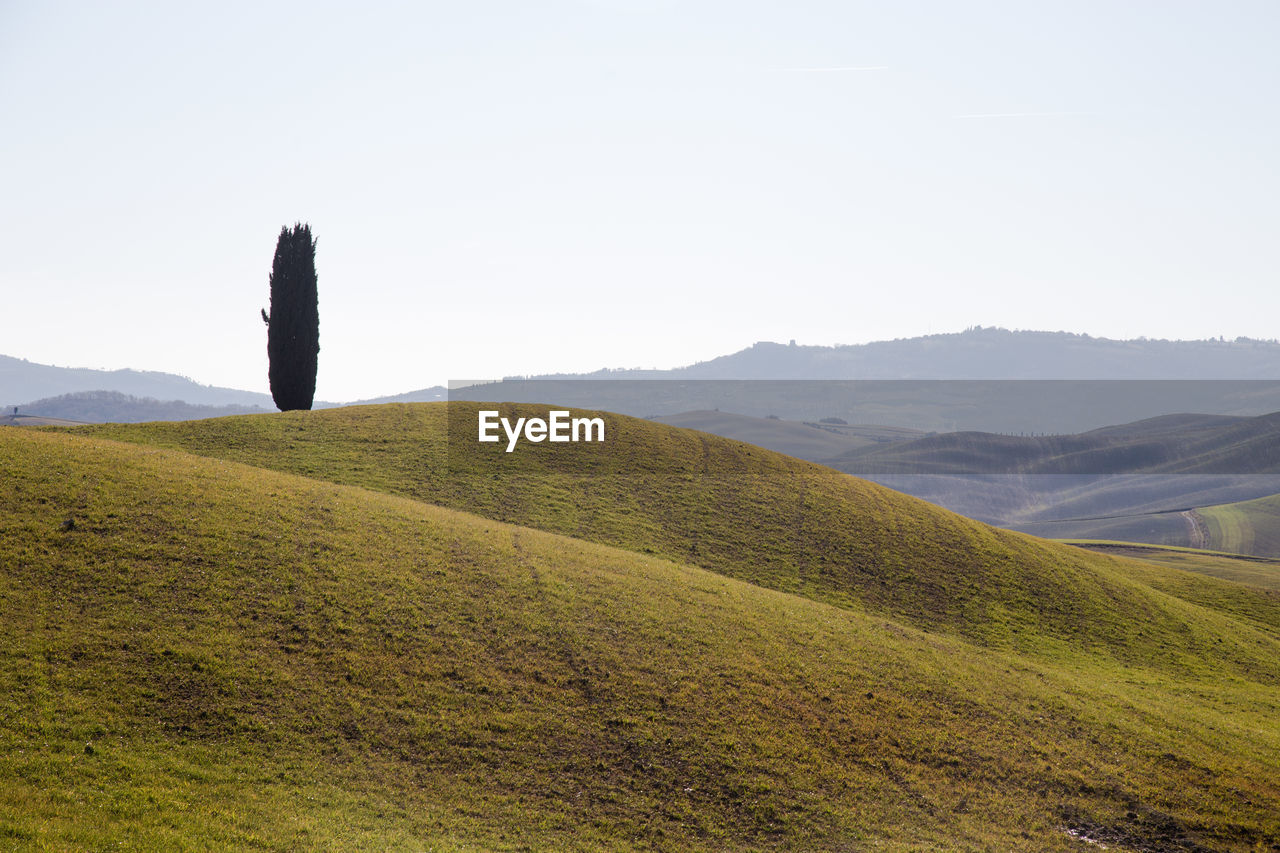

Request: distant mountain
left=530, top=328, right=1280, bottom=380
left=0, top=354, right=277, bottom=409
left=14, top=328, right=1280, bottom=417
left=374, top=329, right=1280, bottom=418
left=347, top=386, right=447, bottom=406
left=15, top=390, right=269, bottom=424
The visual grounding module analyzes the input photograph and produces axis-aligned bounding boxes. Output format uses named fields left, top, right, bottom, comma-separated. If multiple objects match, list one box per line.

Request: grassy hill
left=826, top=411, right=1280, bottom=476
left=1, top=413, right=87, bottom=427
left=1065, top=541, right=1280, bottom=592
left=6, top=404, right=1275, bottom=849
left=808, top=412, right=1280, bottom=554
left=75, top=404, right=1280, bottom=668
left=1199, top=493, right=1280, bottom=558
left=1043, top=491, right=1280, bottom=562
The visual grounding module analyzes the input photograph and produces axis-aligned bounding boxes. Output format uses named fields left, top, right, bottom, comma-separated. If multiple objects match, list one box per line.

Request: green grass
left=78, top=404, right=1280, bottom=672
left=1064, top=539, right=1280, bottom=591
left=1199, top=493, right=1280, bottom=558
left=4, top=404, right=1274, bottom=849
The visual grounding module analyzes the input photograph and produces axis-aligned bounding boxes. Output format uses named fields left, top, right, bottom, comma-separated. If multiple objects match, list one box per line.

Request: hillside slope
left=803, top=412, right=1280, bottom=554
left=1199, top=493, right=1280, bottom=557
left=80, top=404, right=1280, bottom=672
left=6, top=425, right=1280, bottom=850
left=650, top=410, right=882, bottom=459
left=827, top=411, right=1280, bottom=476
left=650, top=410, right=925, bottom=461
left=1068, top=541, right=1280, bottom=592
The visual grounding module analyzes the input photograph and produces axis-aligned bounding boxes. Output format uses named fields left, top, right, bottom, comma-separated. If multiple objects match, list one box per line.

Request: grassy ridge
left=5, top=427, right=1280, bottom=850
left=79, top=404, right=1280, bottom=673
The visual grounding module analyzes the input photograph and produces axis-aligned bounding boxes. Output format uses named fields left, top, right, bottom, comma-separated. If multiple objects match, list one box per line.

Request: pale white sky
left=2, top=1, right=1277, bottom=401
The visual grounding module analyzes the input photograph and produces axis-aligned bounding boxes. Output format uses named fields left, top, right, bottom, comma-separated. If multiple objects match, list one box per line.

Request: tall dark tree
left=261, top=223, right=319, bottom=411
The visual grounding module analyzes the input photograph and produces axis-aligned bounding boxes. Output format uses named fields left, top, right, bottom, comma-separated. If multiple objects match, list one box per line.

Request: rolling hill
left=6, top=404, right=1279, bottom=850
left=349, top=330, right=1280, bottom=435
left=12, top=327, right=1280, bottom=424
left=0, top=412, right=86, bottom=427
left=449, top=379, right=1280, bottom=436
left=1067, top=541, right=1280, bottom=592
left=1199, top=493, right=1280, bottom=558
left=827, top=412, right=1280, bottom=476
left=75, top=403, right=1280, bottom=661
left=649, top=410, right=923, bottom=462
left=796, top=411, right=1280, bottom=556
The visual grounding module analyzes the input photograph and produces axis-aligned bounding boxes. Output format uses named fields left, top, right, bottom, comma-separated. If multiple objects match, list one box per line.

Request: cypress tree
left=261, top=223, right=319, bottom=411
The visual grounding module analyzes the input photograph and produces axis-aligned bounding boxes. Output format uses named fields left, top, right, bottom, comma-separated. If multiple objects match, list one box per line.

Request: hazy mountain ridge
left=9, top=329, right=1280, bottom=422
left=347, top=386, right=447, bottom=406
left=676, top=329, right=1280, bottom=380
left=0, top=353, right=276, bottom=410
left=13, top=390, right=270, bottom=424
left=452, top=378, right=1280, bottom=436
left=0, top=355, right=346, bottom=420
left=524, top=328, right=1280, bottom=380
